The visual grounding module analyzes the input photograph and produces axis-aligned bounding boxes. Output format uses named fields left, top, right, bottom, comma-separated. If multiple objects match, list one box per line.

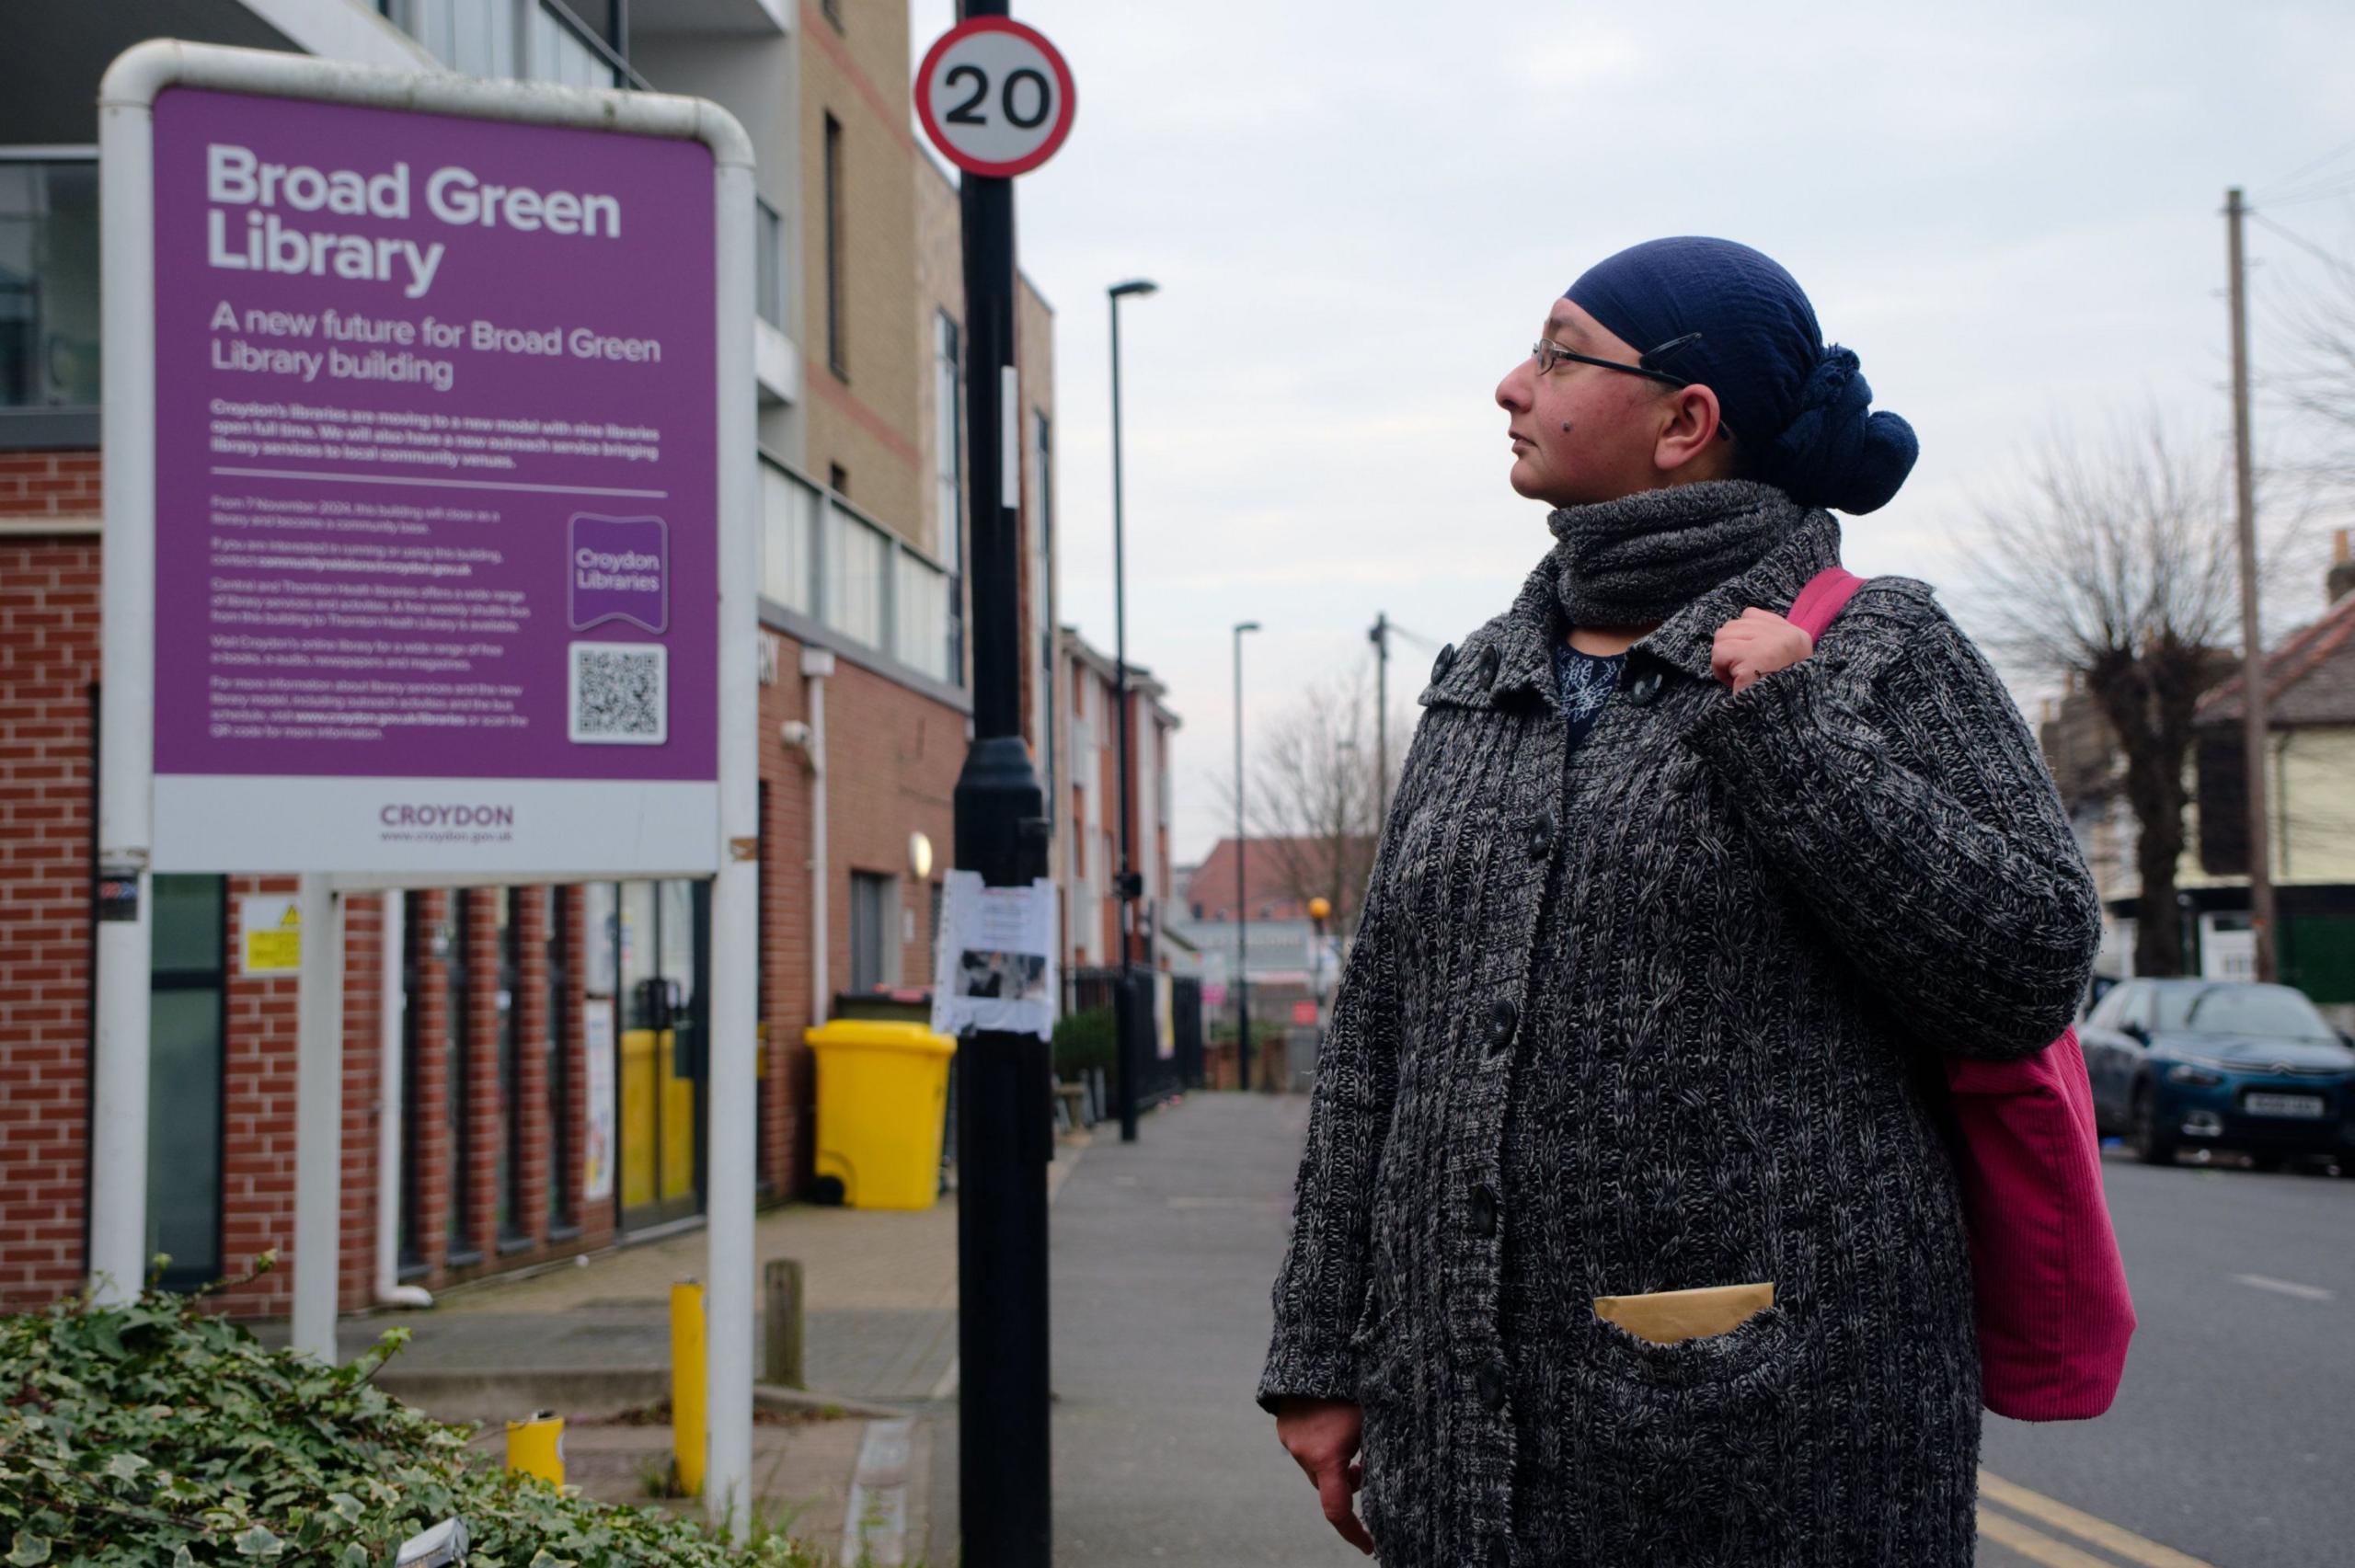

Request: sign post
left=93, top=40, right=759, bottom=1537
left=915, top=12, right=1074, bottom=1565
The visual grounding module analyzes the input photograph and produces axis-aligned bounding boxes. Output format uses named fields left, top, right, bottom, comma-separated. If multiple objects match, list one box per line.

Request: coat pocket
left=1590, top=1298, right=1797, bottom=1390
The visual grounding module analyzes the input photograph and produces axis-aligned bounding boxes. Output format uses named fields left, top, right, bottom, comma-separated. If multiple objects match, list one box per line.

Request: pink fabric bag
left=1784, top=568, right=2135, bottom=1422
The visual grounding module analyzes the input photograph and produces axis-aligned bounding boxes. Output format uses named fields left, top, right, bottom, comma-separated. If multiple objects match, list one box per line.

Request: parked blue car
left=2079, top=979, right=2355, bottom=1170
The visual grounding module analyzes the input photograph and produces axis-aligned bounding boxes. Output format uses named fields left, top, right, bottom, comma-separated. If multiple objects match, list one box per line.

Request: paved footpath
left=1051, top=1091, right=1365, bottom=1566
left=1049, top=1092, right=2253, bottom=1568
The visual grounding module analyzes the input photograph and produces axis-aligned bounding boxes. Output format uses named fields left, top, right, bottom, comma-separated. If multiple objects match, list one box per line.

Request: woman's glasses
left=1529, top=330, right=1705, bottom=387
left=1528, top=330, right=1730, bottom=439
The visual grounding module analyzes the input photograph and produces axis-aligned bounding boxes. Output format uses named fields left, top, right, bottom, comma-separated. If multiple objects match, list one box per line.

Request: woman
left=1259, top=237, right=2101, bottom=1566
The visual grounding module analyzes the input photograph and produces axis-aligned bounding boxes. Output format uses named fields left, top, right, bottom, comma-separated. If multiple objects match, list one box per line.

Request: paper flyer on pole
left=930, top=870, right=1059, bottom=1040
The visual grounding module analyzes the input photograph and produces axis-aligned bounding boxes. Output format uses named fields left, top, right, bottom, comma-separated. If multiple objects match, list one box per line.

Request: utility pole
left=2226, top=187, right=2278, bottom=983
left=1369, top=612, right=1390, bottom=830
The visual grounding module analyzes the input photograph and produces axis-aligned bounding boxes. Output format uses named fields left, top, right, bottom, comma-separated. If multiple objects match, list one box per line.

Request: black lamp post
left=1233, top=619, right=1260, bottom=1089
left=1109, top=278, right=1157, bottom=1143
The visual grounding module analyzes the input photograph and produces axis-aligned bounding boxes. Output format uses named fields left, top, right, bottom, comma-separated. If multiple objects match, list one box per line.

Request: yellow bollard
left=670, top=1280, right=706, bottom=1497
left=503, top=1409, right=565, bottom=1486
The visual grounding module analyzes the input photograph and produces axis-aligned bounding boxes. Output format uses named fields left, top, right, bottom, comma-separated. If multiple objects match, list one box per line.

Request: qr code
left=569, top=642, right=668, bottom=745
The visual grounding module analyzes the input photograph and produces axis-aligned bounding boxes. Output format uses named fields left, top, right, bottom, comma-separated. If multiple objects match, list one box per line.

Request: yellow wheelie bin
left=803, top=1018, right=957, bottom=1209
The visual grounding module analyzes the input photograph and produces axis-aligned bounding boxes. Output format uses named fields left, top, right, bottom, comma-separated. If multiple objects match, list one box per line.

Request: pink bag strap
left=1786, top=567, right=1867, bottom=644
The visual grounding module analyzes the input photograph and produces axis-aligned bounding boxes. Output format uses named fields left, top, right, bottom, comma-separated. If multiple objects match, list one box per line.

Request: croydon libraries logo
left=378, top=800, right=516, bottom=844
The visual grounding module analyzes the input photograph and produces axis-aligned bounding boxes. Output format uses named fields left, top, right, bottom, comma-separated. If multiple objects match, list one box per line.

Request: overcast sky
left=910, top=0, right=2355, bottom=866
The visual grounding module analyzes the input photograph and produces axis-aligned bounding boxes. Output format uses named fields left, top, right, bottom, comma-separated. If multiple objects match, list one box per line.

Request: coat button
left=1478, top=645, right=1501, bottom=685
left=1525, top=810, right=1556, bottom=859
left=1485, top=997, right=1517, bottom=1053
left=1470, top=1184, right=1499, bottom=1238
left=1431, top=643, right=1458, bottom=683
left=1626, top=667, right=1665, bottom=705
left=1488, top=1539, right=1511, bottom=1568
left=1476, top=1359, right=1508, bottom=1411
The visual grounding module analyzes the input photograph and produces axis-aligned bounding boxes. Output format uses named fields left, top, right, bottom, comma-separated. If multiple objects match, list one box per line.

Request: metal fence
left=1063, top=967, right=1206, bottom=1109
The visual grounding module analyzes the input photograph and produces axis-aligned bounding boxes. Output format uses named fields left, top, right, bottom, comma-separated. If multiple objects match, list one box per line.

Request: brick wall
left=758, top=628, right=964, bottom=1194
left=801, top=0, right=923, bottom=532
left=0, top=538, right=99, bottom=1307
left=0, top=452, right=100, bottom=524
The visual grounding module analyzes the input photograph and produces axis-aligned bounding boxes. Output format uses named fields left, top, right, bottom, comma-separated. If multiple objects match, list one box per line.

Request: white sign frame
left=88, top=39, right=764, bottom=1540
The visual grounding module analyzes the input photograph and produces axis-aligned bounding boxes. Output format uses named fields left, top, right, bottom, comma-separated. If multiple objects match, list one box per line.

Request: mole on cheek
left=1559, top=421, right=1574, bottom=432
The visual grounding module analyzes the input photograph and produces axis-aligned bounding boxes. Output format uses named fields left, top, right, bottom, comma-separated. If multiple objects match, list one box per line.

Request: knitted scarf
left=1548, top=479, right=1810, bottom=627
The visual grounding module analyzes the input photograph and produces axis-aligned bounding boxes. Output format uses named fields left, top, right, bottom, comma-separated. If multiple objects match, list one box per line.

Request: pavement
left=1049, top=1091, right=1366, bottom=1566
left=304, top=1140, right=1086, bottom=1565
left=293, top=1090, right=2347, bottom=1565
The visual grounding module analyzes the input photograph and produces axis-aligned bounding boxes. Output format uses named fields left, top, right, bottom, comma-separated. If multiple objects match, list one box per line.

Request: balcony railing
left=760, top=453, right=960, bottom=688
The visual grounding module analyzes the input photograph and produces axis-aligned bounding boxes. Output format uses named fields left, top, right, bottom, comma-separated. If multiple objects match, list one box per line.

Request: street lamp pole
left=1233, top=619, right=1260, bottom=1090
left=1109, top=278, right=1157, bottom=1144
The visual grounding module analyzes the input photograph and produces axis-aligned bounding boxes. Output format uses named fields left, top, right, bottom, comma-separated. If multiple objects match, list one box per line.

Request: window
left=823, top=114, right=845, bottom=377
left=850, top=873, right=893, bottom=992
left=546, top=886, right=574, bottom=1228
left=0, top=155, right=100, bottom=414
left=147, top=876, right=225, bottom=1289
left=1072, top=786, right=1086, bottom=876
left=829, top=464, right=848, bottom=498
left=934, top=314, right=961, bottom=574
left=2154, top=982, right=2335, bottom=1041
left=446, top=892, right=476, bottom=1260
left=755, top=199, right=786, bottom=328
left=821, top=0, right=843, bottom=29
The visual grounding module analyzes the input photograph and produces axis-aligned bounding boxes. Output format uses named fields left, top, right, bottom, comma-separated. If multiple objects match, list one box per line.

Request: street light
left=1109, top=277, right=1157, bottom=1143
left=1233, top=619, right=1261, bottom=1090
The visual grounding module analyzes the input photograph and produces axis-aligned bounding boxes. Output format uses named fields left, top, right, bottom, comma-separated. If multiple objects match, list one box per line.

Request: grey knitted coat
left=1258, top=489, right=2102, bottom=1566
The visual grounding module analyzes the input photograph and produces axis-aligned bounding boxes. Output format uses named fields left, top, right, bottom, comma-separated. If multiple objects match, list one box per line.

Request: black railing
left=1063, top=967, right=1206, bottom=1110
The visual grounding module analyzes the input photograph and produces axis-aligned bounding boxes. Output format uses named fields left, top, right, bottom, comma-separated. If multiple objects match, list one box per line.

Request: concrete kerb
left=372, top=1368, right=909, bottom=1427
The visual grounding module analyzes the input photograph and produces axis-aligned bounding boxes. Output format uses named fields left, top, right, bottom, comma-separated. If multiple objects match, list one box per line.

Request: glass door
left=613, top=878, right=706, bottom=1231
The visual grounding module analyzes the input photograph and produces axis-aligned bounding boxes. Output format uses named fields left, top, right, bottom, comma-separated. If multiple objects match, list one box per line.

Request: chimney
left=2330, top=528, right=2355, bottom=605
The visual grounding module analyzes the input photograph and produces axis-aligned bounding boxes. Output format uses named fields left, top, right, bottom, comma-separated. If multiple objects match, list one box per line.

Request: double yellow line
left=1977, top=1471, right=2212, bottom=1568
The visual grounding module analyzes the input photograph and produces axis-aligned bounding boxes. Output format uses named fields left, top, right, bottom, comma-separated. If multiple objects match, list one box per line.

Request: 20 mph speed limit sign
left=914, top=17, right=1075, bottom=178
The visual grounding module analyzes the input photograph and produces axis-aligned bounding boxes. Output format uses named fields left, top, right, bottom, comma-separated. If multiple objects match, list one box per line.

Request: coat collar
left=1424, top=507, right=1844, bottom=710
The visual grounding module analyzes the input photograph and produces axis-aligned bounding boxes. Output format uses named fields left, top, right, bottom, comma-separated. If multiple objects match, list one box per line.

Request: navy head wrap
left=1565, top=237, right=1918, bottom=515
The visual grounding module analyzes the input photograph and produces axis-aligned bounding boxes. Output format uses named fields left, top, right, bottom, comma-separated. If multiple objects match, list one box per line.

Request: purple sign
left=148, top=88, right=717, bottom=807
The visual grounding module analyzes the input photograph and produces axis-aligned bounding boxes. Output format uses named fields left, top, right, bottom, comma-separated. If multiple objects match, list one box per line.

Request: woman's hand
left=1275, top=1395, right=1374, bottom=1555
left=1710, top=606, right=1813, bottom=692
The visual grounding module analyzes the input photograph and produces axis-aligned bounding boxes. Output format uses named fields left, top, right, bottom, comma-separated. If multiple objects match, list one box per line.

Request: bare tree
left=1206, top=664, right=1389, bottom=939
left=1959, top=420, right=2241, bottom=979
left=2266, top=212, right=2355, bottom=496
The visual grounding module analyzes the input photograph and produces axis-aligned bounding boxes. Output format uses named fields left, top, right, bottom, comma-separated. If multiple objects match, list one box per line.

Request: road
left=1976, top=1147, right=2353, bottom=1568
left=1050, top=1096, right=2350, bottom=1566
